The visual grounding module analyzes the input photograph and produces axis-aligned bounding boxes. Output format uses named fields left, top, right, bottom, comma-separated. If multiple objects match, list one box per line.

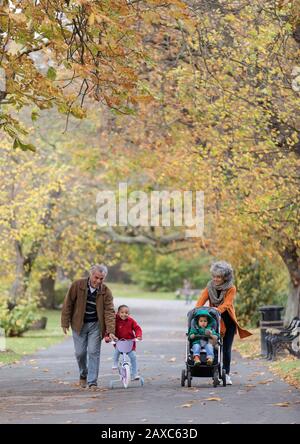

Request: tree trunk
left=279, top=244, right=300, bottom=324
left=9, top=241, right=25, bottom=303
left=284, top=282, right=300, bottom=325
left=39, top=269, right=56, bottom=309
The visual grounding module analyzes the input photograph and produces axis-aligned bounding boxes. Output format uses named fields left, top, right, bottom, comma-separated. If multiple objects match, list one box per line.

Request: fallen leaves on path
left=203, top=397, right=222, bottom=402
left=180, top=403, right=193, bottom=408
left=52, top=379, right=70, bottom=385
left=168, top=357, right=176, bottom=362
left=271, top=402, right=290, bottom=407
left=251, top=371, right=265, bottom=376
left=258, top=379, right=274, bottom=385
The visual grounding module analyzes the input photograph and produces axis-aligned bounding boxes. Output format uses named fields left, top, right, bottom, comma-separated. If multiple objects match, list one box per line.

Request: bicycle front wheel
left=122, top=363, right=131, bottom=388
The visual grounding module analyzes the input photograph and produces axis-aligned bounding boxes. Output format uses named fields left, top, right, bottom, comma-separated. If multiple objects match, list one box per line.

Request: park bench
left=265, top=317, right=300, bottom=360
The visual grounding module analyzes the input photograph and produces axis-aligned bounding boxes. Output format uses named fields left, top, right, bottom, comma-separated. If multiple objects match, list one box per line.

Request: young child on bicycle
left=188, top=309, right=219, bottom=366
left=110, top=305, right=142, bottom=380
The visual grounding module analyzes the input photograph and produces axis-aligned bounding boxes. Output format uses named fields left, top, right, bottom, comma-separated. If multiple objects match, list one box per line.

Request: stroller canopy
left=189, top=307, right=219, bottom=331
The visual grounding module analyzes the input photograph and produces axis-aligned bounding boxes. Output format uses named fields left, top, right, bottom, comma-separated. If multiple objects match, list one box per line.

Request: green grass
left=0, top=309, right=65, bottom=366
left=106, top=282, right=179, bottom=300
left=270, top=357, right=300, bottom=388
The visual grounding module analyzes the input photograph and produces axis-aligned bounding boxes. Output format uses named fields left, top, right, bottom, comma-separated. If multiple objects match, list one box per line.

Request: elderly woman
left=196, top=261, right=251, bottom=385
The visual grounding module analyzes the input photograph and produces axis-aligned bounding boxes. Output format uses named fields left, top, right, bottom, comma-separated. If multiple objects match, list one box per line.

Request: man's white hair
left=210, top=261, right=233, bottom=282
left=89, top=264, right=108, bottom=276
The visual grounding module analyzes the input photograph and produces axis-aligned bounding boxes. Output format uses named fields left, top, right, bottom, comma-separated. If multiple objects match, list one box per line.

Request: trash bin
left=258, top=305, right=284, bottom=356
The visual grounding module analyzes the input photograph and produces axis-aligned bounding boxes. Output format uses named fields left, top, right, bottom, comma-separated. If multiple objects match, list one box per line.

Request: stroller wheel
left=187, top=370, right=192, bottom=387
left=181, top=369, right=186, bottom=387
left=213, top=368, right=219, bottom=387
left=222, top=369, right=227, bottom=387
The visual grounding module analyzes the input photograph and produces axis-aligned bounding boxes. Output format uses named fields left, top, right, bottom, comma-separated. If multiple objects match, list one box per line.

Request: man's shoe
left=226, top=374, right=232, bottom=385
left=79, top=378, right=87, bottom=388
left=132, top=375, right=140, bottom=380
left=88, top=384, right=98, bottom=390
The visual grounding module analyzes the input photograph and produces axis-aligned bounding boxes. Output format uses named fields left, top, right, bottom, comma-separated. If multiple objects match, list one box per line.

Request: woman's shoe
left=226, top=374, right=232, bottom=385
left=206, top=357, right=213, bottom=366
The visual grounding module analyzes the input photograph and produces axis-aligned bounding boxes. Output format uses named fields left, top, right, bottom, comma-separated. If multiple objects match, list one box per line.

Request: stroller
left=181, top=306, right=227, bottom=387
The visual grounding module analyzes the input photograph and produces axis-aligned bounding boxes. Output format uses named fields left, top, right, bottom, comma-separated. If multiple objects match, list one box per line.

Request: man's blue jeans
left=192, top=342, right=214, bottom=359
left=113, top=348, right=138, bottom=378
left=72, top=322, right=101, bottom=386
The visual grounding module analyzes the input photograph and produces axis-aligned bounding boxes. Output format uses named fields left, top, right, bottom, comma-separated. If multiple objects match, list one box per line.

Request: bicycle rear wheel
left=122, top=363, right=131, bottom=388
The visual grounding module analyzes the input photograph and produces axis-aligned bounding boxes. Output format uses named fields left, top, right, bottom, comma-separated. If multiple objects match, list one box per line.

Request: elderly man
left=61, top=264, right=117, bottom=388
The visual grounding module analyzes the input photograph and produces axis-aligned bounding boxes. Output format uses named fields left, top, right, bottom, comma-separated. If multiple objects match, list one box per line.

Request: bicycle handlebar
left=111, top=338, right=141, bottom=345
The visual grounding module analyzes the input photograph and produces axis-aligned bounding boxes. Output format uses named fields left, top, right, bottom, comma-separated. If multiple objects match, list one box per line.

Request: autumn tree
left=0, top=129, right=115, bottom=306
left=0, top=0, right=187, bottom=149
left=90, top=1, right=300, bottom=322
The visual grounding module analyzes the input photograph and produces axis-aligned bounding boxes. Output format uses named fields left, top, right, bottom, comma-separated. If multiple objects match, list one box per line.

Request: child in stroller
left=188, top=309, right=219, bottom=366
left=181, top=307, right=227, bottom=387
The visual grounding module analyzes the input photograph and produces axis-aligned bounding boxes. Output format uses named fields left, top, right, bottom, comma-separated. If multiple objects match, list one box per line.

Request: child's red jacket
left=115, top=314, right=142, bottom=351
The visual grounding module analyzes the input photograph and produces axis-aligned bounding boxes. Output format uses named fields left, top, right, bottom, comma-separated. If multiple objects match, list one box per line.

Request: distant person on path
left=188, top=309, right=220, bottom=366
left=183, top=279, right=192, bottom=305
left=108, top=304, right=143, bottom=380
left=195, top=261, right=252, bottom=385
left=61, top=264, right=117, bottom=389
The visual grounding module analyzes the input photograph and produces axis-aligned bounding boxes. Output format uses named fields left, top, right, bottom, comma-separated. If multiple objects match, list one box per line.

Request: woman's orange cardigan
left=196, top=286, right=252, bottom=339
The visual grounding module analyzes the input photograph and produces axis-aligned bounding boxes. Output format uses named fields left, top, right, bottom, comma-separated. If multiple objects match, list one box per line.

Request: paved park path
left=0, top=298, right=300, bottom=424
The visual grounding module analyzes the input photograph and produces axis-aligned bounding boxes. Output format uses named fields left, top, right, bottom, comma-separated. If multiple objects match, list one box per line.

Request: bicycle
left=109, top=338, right=144, bottom=389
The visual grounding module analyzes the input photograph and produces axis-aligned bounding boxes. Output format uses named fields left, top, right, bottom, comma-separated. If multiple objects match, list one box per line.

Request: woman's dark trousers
left=222, top=311, right=236, bottom=375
